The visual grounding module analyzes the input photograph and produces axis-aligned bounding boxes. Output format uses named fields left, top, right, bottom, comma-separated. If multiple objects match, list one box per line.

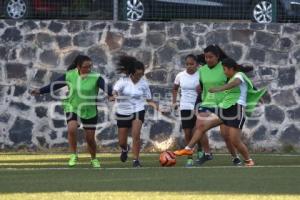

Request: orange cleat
left=173, top=148, right=194, bottom=156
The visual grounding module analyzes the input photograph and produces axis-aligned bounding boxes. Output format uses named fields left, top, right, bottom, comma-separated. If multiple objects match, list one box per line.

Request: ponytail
left=222, top=58, right=254, bottom=73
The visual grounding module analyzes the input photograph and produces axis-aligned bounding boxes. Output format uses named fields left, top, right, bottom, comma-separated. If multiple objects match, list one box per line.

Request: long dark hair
left=67, top=55, right=92, bottom=71
left=222, top=57, right=253, bottom=73
left=200, top=45, right=253, bottom=72
left=117, top=55, right=145, bottom=75
left=204, top=44, right=229, bottom=61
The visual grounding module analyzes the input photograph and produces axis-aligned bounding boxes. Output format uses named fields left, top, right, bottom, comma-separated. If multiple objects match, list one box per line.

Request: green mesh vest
left=199, top=62, right=227, bottom=108
left=63, top=69, right=100, bottom=119
left=219, top=72, right=266, bottom=117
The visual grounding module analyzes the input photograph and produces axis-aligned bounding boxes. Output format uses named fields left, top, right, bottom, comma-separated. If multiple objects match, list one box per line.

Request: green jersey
left=63, top=69, right=100, bottom=119
left=199, top=62, right=227, bottom=108
left=219, top=72, right=266, bottom=117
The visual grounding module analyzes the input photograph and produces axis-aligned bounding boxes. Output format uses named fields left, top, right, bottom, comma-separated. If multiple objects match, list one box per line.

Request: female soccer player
left=172, top=54, right=211, bottom=167
left=113, top=55, right=159, bottom=168
left=195, top=45, right=242, bottom=165
left=174, top=58, right=266, bottom=166
left=31, top=55, right=113, bottom=168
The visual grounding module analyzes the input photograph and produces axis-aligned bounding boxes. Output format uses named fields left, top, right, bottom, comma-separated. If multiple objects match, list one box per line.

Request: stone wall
left=0, top=20, right=299, bottom=152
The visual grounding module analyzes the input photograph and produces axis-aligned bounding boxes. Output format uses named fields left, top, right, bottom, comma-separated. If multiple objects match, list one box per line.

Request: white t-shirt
left=233, top=72, right=248, bottom=106
left=174, top=70, right=199, bottom=110
left=113, top=77, right=152, bottom=115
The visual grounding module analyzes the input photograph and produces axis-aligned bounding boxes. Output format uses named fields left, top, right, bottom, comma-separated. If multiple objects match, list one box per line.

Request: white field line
left=1, top=165, right=300, bottom=171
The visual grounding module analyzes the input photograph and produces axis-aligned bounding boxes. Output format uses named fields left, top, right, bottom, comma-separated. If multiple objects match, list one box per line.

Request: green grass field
left=0, top=153, right=300, bottom=200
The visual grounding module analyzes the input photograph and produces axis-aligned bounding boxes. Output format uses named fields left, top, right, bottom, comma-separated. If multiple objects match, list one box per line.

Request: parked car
left=0, top=0, right=113, bottom=19
left=1, top=0, right=300, bottom=23
left=120, top=0, right=300, bottom=23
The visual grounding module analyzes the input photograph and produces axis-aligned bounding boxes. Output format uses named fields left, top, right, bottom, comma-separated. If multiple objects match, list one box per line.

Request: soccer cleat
left=244, top=159, right=255, bottom=167
left=91, top=158, right=101, bottom=168
left=133, top=160, right=142, bottom=168
left=195, top=151, right=204, bottom=164
left=173, top=149, right=193, bottom=156
left=232, top=157, right=242, bottom=166
left=120, top=145, right=130, bottom=162
left=68, top=154, right=78, bottom=167
left=196, top=153, right=213, bottom=165
left=185, top=158, right=194, bottom=167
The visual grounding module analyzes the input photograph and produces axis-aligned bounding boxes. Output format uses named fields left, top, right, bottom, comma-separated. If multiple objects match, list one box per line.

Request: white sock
left=185, top=146, right=192, bottom=150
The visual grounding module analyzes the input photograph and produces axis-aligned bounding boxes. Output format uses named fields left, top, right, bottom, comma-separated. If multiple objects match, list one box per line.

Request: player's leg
left=174, top=113, right=222, bottom=156
left=220, top=125, right=241, bottom=166
left=116, top=113, right=130, bottom=162
left=82, top=115, right=100, bottom=168
left=228, top=126, right=254, bottom=166
left=85, top=128, right=100, bottom=168
left=131, top=118, right=143, bottom=167
left=66, top=113, right=79, bottom=167
left=181, top=110, right=195, bottom=166
left=183, top=127, right=194, bottom=166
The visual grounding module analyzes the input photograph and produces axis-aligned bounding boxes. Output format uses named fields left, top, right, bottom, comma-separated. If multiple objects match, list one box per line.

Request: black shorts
left=66, top=112, right=98, bottom=130
left=217, top=104, right=246, bottom=129
left=116, top=110, right=145, bottom=128
left=180, top=110, right=196, bottom=129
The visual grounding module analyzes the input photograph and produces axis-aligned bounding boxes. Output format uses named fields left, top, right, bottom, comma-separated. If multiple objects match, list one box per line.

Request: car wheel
left=124, top=0, right=145, bottom=21
left=5, top=0, right=30, bottom=19
left=251, top=0, right=274, bottom=23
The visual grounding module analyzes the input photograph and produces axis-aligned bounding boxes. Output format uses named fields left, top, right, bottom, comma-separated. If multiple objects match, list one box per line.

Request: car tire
left=119, top=0, right=148, bottom=21
left=250, top=0, right=283, bottom=23
left=4, top=0, right=30, bottom=19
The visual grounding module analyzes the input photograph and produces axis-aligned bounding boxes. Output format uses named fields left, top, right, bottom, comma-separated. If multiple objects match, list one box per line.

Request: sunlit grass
left=0, top=153, right=300, bottom=200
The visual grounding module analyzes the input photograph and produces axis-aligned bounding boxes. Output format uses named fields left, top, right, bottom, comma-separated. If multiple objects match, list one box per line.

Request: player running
left=113, top=55, right=159, bottom=168
left=30, top=55, right=113, bottom=168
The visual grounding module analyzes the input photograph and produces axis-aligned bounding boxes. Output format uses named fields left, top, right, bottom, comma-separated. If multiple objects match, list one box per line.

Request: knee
left=132, top=134, right=141, bottom=142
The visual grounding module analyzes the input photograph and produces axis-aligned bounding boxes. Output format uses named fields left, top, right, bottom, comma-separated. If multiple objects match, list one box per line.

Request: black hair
left=222, top=58, right=254, bottom=73
left=117, top=55, right=145, bottom=75
left=196, top=54, right=206, bottom=65
left=185, top=54, right=198, bottom=63
left=201, top=45, right=254, bottom=72
left=204, top=45, right=229, bottom=61
left=67, top=55, right=92, bottom=71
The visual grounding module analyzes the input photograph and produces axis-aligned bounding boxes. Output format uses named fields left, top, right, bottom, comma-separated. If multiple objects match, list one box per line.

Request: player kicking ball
left=174, top=58, right=266, bottom=166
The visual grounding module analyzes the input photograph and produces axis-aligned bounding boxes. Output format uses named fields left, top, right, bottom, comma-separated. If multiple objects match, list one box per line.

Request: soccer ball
left=159, top=151, right=176, bottom=167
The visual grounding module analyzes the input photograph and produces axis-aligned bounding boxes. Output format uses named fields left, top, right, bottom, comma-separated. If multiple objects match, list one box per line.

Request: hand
left=108, top=96, right=115, bottom=102
left=209, top=88, right=219, bottom=93
left=30, top=89, right=40, bottom=96
left=172, top=103, right=178, bottom=111
left=195, top=85, right=202, bottom=94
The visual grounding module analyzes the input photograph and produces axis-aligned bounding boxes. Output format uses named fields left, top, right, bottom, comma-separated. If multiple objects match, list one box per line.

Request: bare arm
left=147, top=99, right=160, bottom=112
left=209, top=78, right=241, bottom=93
left=172, top=84, right=180, bottom=110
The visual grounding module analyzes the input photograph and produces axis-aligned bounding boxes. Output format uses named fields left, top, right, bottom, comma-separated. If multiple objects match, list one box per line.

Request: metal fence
left=1, top=0, right=300, bottom=23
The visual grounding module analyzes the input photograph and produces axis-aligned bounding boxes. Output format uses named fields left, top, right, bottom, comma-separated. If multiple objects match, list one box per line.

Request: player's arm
left=172, top=84, right=180, bottom=110
left=97, top=76, right=114, bottom=101
left=209, top=78, right=241, bottom=93
left=30, top=74, right=67, bottom=96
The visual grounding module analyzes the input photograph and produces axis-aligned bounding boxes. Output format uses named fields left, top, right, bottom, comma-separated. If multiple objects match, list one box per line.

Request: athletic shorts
left=66, top=112, right=98, bottom=130
left=180, top=110, right=196, bottom=129
left=217, top=104, right=246, bottom=129
left=116, top=110, right=145, bottom=128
